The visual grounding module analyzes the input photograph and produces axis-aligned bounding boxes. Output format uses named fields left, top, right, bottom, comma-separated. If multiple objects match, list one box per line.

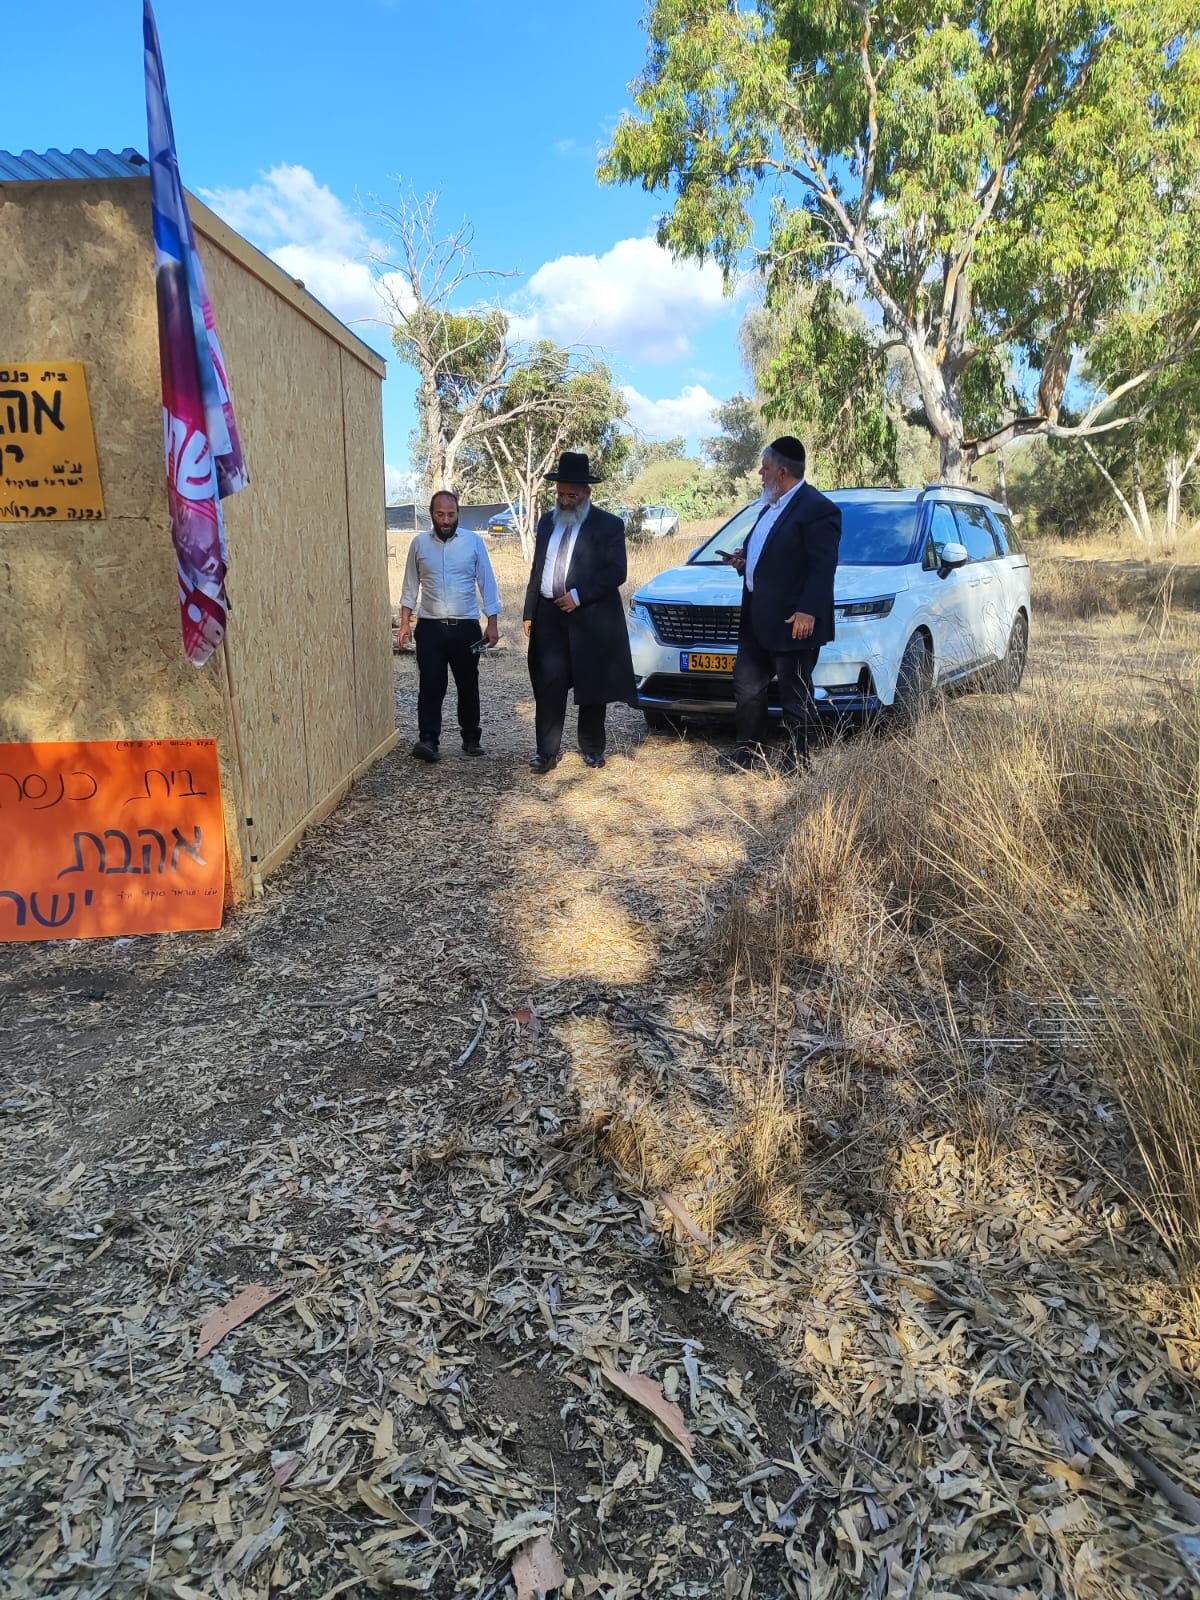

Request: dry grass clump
left=599, top=1055, right=809, bottom=1237
left=1031, top=549, right=1200, bottom=625
left=715, top=672, right=1200, bottom=1282
left=1033, top=558, right=1116, bottom=620
left=624, top=531, right=700, bottom=594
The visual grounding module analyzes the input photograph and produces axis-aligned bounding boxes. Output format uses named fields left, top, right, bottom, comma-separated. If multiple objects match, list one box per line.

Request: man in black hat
left=522, top=452, right=636, bottom=773
left=724, top=436, right=841, bottom=773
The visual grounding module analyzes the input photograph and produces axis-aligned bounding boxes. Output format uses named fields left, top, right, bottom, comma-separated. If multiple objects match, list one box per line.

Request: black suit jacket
left=742, top=481, right=841, bottom=652
left=523, top=505, right=637, bottom=705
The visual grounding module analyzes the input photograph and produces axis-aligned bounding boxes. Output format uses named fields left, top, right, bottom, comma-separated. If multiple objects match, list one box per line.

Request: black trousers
left=414, top=618, right=482, bottom=746
left=733, top=597, right=819, bottom=759
left=531, top=596, right=607, bottom=757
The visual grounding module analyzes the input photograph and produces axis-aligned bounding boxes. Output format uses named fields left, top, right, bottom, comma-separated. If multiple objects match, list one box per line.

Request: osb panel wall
left=0, top=181, right=229, bottom=751
left=340, top=347, right=395, bottom=761
left=0, top=180, right=245, bottom=891
left=200, top=233, right=361, bottom=863
left=0, top=178, right=391, bottom=890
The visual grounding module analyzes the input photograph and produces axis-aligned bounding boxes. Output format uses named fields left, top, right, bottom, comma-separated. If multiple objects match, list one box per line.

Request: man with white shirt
left=397, top=491, right=502, bottom=763
left=724, top=437, right=841, bottom=773
left=522, top=452, right=636, bottom=773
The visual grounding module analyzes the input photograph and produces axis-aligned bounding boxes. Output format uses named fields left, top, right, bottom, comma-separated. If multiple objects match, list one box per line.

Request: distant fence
left=386, top=502, right=512, bottom=535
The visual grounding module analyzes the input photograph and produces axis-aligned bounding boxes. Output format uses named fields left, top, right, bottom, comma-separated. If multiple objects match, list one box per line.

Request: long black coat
left=742, top=482, right=841, bottom=652
left=524, top=505, right=637, bottom=705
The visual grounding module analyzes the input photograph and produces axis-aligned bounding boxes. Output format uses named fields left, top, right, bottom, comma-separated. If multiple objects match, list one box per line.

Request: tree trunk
left=939, top=434, right=965, bottom=485
left=905, top=336, right=965, bottom=484
left=1133, top=446, right=1153, bottom=542
left=423, top=377, right=447, bottom=492
left=1165, top=452, right=1182, bottom=548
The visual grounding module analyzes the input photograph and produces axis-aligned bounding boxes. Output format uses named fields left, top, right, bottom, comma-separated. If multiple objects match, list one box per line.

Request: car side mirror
left=938, top=541, right=969, bottom=577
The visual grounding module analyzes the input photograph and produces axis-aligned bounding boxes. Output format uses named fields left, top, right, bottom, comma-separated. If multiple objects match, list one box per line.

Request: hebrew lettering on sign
left=0, top=362, right=105, bottom=521
left=0, top=739, right=224, bottom=941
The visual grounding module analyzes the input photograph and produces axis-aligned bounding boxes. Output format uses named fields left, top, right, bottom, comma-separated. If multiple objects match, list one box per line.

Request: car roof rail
left=920, top=482, right=999, bottom=501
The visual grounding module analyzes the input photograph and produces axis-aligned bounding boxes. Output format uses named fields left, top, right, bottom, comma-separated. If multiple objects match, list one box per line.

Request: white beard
left=556, top=498, right=590, bottom=530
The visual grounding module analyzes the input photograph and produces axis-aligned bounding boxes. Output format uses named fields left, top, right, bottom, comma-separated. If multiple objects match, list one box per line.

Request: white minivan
left=626, top=487, right=1031, bottom=726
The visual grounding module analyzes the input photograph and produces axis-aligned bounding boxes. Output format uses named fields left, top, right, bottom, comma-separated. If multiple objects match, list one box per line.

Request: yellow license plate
left=681, top=651, right=735, bottom=673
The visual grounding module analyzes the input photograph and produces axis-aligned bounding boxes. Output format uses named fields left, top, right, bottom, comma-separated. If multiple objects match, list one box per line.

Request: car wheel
left=989, top=611, right=1029, bottom=693
left=893, top=633, right=933, bottom=726
left=643, top=709, right=682, bottom=733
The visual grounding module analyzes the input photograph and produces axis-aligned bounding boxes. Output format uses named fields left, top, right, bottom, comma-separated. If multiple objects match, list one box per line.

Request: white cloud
left=203, top=164, right=369, bottom=255
left=268, top=244, right=388, bottom=327
left=620, top=383, right=722, bottom=441
left=509, top=237, right=734, bottom=362
left=201, top=165, right=412, bottom=332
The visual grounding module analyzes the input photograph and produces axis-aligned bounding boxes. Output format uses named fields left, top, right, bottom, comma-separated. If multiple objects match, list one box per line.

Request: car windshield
left=690, top=498, right=922, bottom=566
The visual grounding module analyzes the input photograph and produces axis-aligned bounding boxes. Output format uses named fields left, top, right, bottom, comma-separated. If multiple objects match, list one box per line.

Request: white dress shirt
left=540, top=517, right=584, bottom=603
left=745, top=479, right=804, bottom=591
left=401, top=529, right=502, bottom=620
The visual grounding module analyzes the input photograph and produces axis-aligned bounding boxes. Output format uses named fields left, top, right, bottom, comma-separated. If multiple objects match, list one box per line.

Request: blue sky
left=8, top=0, right=756, bottom=497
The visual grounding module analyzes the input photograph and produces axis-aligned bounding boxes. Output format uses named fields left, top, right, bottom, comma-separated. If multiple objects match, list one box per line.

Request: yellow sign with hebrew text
left=0, top=362, right=105, bottom=522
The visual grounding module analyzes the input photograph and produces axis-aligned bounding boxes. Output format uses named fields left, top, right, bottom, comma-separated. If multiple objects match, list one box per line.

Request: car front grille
left=646, top=602, right=740, bottom=646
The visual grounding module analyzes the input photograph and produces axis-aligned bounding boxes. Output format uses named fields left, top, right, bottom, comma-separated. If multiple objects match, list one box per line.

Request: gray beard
left=556, top=499, right=590, bottom=531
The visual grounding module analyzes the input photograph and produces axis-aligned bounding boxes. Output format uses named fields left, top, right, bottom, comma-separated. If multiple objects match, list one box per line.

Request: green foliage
left=702, top=394, right=764, bottom=486
left=756, top=282, right=899, bottom=484
left=393, top=309, right=506, bottom=407
left=623, top=455, right=744, bottom=522
left=601, top=0, right=1200, bottom=482
left=616, top=436, right=687, bottom=486
left=1004, top=438, right=1120, bottom=539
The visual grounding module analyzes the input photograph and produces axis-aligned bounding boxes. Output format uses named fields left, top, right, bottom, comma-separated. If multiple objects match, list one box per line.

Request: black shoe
left=721, top=745, right=757, bottom=772
left=411, top=738, right=441, bottom=763
left=463, top=740, right=483, bottom=756
left=583, top=753, right=606, bottom=769
left=529, top=753, right=560, bottom=774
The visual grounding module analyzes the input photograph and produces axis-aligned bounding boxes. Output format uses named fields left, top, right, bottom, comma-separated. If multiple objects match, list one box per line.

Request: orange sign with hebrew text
left=0, top=739, right=225, bottom=941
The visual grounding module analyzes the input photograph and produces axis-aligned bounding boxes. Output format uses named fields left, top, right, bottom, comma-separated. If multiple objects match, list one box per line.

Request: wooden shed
left=0, top=147, right=397, bottom=901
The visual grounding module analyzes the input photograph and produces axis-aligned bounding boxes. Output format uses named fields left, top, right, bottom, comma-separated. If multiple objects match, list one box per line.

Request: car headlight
left=835, top=596, right=895, bottom=620
left=628, top=601, right=653, bottom=625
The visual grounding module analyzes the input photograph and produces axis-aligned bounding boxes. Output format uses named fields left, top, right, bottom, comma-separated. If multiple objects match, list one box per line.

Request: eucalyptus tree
left=481, top=344, right=629, bottom=558
left=374, top=191, right=547, bottom=493
left=601, top=1, right=1200, bottom=482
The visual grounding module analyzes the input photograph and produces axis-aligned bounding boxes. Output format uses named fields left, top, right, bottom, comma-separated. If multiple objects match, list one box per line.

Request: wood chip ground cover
left=2, top=551, right=1199, bottom=1599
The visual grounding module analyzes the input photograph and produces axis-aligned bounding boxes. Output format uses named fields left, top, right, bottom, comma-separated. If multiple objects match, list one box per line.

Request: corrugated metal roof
left=0, top=147, right=148, bottom=182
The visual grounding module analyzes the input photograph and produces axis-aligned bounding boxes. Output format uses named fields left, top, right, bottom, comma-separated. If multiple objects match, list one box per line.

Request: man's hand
left=554, top=592, right=579, bottom=613
left=786, top=610, right=816, bottom=641
left=722, top=548, right=747, bottom=575
left=486, top=619, right=500, bottom=647
left=523, top=618, right=533, bottom=639
left=396, top=622, right=412, bottom=650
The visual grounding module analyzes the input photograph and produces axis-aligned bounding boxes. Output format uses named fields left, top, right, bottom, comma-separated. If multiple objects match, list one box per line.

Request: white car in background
left=622, top=503, right=681, bottom=539
left=626, top=487, right=1031, bottom=727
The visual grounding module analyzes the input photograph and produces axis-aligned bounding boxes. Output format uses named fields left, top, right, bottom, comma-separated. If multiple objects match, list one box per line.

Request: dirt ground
left=3, top=544, right=1200, bottom=1599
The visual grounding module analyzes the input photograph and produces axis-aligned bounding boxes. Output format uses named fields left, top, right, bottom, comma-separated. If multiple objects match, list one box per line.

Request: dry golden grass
left=625, top=529, right=704, bottom=593
left=727, top=658, right=1200, bottom=1290
left=1033, top=523, right=1200, bottom=566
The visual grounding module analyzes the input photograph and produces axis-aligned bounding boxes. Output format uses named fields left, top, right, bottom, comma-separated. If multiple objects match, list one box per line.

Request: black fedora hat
left=545, top=450, right=603, bottom=484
